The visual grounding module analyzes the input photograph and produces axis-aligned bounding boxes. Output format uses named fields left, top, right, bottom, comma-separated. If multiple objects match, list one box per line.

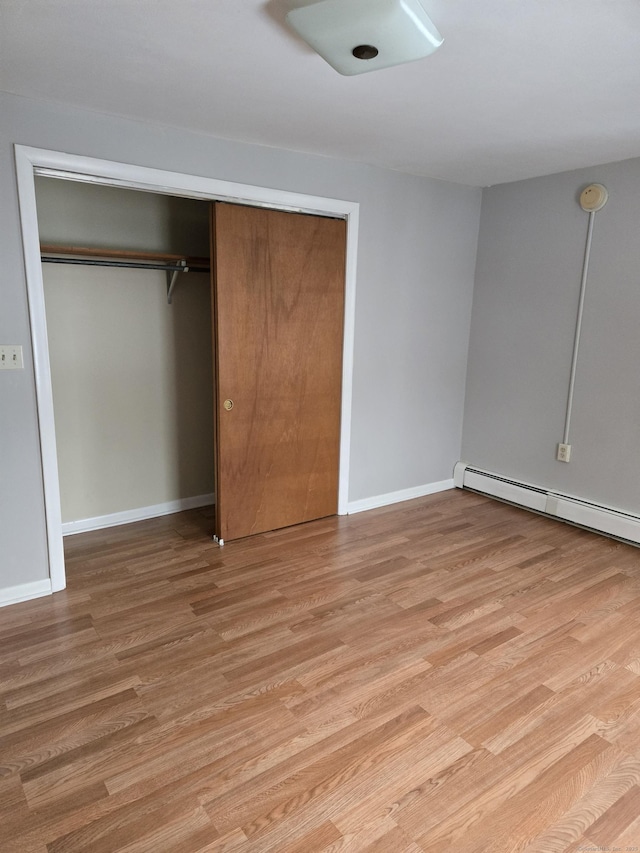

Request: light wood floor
left=3, top=490, right=640, bottom=852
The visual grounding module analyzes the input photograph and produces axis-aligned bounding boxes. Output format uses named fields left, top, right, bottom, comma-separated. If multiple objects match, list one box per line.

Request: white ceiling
left=2, top=1, right=640, bottom=187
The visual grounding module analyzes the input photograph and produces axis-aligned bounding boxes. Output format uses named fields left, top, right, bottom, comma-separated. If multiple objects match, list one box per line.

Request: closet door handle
left=223, top=399, right=234, bottom=411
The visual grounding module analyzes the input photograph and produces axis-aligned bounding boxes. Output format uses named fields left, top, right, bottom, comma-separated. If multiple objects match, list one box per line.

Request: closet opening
left=35, top=178, right=215, bottom=540
left=15, top=145, right=359, bottom=596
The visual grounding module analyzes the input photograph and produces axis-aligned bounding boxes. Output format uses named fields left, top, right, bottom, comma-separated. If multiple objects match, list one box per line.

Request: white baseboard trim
left=0, top=579, right=52, bottom=608
left=347, top=479, right=454, bottom=515
left=454, top=461, right=640, bottom=545
left=62, top=493, right=216, bottom=536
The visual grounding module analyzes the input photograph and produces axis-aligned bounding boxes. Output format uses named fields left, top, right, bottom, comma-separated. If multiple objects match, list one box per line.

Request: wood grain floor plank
left=519, top=751, right=640, bottom=852
left=274, top=820, right=342, bottom=853
left=321, top=816, right=407, bottom=851
left=585, top=783, right=640, bottom=846
left=210, top=706, right=434, bottom=837
left=4, top=491, right=640, bottom=850
left=445, top=736, right=615, bottom=853
left=328, top=725, right=474, bottom=837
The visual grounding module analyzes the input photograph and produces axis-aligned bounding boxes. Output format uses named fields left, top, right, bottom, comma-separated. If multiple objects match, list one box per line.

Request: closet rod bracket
left=167, top=260, right=189, bottom=304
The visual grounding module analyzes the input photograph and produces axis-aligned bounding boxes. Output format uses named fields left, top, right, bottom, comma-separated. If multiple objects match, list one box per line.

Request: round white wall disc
left=580, top=184, right=608, bottom=212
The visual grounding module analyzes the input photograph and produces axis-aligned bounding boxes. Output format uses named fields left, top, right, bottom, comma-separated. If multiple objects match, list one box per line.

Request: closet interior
left=36, top=177, right=215, bottom=533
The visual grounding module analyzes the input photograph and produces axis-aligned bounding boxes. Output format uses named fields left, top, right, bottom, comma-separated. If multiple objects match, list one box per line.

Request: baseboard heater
left=453, top=462, right=640, bottom=546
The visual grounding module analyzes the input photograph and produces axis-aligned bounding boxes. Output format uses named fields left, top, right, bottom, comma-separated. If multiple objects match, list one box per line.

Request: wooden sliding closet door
left=211, top=202, right=346, bottom=542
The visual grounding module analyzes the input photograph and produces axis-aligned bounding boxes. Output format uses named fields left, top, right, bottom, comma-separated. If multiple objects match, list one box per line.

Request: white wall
left=0, top=91, right=481, bottom=594
left=43, top=267, right=214, bottom=524
left=462, top=156, right=640, bottom=514
left=36, top=177, right=210, bottom=256
left=37, top=180, right=214, bottom=524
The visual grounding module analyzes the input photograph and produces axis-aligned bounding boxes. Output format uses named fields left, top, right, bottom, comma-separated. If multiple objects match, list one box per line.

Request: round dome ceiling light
left=286, top=0, right=443, bottom=76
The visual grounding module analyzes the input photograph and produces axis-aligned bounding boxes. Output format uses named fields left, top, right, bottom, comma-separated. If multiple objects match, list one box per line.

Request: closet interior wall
left=35, top=177, right=214, bottom=529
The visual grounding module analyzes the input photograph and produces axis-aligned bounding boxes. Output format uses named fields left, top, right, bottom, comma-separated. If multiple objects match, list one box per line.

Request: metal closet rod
left=39, top=244, right=210, bottom=270
left=41, top=256, right=189, bottom=272
left=39, top=244, right=211, bottom=303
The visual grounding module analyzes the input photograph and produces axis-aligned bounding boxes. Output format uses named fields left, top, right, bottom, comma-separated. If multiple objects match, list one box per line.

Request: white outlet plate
left=557, top=443, right=571, bottom=463
left=0, top=345, right=24, bottom=370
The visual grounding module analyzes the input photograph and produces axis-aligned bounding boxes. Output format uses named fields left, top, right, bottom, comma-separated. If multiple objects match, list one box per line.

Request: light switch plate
left=0, top=345, right=24, bottom=369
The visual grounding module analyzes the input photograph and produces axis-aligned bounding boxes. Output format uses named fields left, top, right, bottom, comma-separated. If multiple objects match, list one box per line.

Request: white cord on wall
left=563, top=209, right=595, bottom=446
left=560, top=183, right=608, bottom=458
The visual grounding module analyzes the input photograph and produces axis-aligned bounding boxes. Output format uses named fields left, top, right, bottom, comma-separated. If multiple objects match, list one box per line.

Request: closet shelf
left=40, top=243, right=210, bottom=269
left=40, top=244, right=210, bottom=304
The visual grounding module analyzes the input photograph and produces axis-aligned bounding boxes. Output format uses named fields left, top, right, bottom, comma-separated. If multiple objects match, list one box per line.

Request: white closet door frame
left=14, top=145, right=360, bottom=593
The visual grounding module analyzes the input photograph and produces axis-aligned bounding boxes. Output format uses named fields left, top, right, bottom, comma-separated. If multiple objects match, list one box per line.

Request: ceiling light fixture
left=286, top=0, right=443, bottom=76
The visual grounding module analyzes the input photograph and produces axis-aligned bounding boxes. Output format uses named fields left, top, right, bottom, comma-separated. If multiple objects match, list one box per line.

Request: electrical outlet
left=557, top=443, right=571, bottom=463
left=0, top=345, right=24, bottom=370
